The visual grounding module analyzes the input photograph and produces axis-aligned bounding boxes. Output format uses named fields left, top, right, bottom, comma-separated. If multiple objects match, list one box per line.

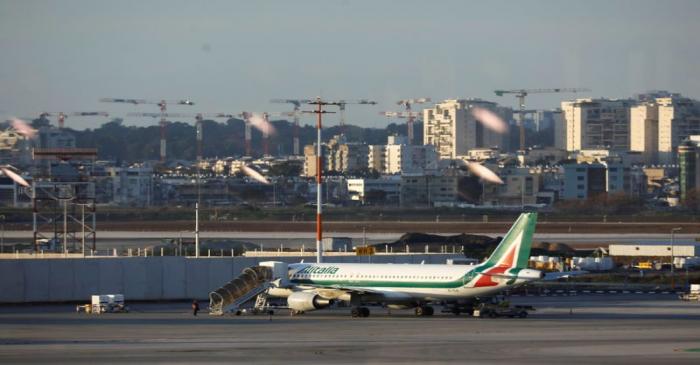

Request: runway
left=1, top=295, right=699, bottom=364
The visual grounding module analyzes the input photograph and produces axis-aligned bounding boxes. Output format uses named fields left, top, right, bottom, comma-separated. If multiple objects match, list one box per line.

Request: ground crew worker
left=192, top=300, right=200, bottom=316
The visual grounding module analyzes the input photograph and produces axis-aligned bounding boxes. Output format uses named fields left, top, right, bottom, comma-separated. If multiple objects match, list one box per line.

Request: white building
left=630, top=97, right=700, bottom=164
left=346, top=176, right=401, bottom=204
left=658, top=97, right=700, bottom=164
left=609, top=243, right=700, bottom=257
left=559, top=98, right=634, bottom=152
left=630, top=101, right=659, bottom=164
left=108, top=165, right=154, bottom=207
left=368, top=136, right=438, bottom=174
left=423, top=99, right=510, bottom=160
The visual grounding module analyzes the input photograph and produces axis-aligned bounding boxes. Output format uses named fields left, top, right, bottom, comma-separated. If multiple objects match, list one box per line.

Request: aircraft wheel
left=351, top=307, right=361, bottom=318
left=360, top=307, right=370, bottom=317
left=415, top=306, right=433, bottom=316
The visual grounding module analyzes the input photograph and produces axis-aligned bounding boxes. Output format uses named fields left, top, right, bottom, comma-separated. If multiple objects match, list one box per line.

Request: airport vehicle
left=473, top=301, right=533, bottom=318
left=76, top=294, right=129, bottom=314
left=260, top=212, right=543, bottom=317
left=679, top=284, right=700, bottom=302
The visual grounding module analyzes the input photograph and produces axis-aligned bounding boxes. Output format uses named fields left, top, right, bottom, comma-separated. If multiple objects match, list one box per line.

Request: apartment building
left=423, top=99, right=510, bottom=159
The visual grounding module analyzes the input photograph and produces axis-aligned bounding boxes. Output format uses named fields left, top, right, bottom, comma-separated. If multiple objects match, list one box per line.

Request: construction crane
left=270, top=99, right=376, bottom=153
left=336, top=99, right=377, bottom=136
left=270, top=99, right=312, bottom=155
left=39, top=112, right=109, bottom=129
left=238, top=112, right=254, bottom=157
left=239, top=111, right=295, bottom=156
left=127, top=112, right=233, bottom=162
left=396, top=98, right=431, bottom=144
left=100, top=98, right=195, bottom=162
left=493, top=88, right=590, bottom=151
left=379, top=111, right=423, bottom=120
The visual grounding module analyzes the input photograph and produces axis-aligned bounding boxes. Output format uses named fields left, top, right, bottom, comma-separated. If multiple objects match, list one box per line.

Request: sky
left=1, top=0, right=699, bottom=130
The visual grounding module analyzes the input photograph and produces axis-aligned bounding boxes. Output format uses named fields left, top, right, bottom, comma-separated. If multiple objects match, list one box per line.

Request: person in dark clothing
left=192, top=300, right=200, bottom=316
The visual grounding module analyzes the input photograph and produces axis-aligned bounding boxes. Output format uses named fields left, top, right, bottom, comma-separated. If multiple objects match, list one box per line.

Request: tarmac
left=1, top=295, right=700, bottom=364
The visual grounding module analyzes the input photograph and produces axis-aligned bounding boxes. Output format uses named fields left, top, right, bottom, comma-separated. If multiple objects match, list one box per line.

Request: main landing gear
left=414, top=305, right=434, bottom=316
left=351, top=307, right=370, bottom=318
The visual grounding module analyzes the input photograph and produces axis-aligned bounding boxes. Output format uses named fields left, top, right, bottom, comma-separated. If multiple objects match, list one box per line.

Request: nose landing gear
left=414, top=305, right=434, bottom=316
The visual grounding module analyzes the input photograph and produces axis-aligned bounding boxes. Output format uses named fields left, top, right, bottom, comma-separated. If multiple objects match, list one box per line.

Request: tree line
left=29, top=117, right=421, bottom=162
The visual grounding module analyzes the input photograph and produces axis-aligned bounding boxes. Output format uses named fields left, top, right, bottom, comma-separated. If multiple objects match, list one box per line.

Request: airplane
left=267, top=212, right=544, bottom=318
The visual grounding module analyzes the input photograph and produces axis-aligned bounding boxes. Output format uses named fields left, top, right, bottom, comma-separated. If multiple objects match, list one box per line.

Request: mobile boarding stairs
left=208, top=261, right=289, bottom=316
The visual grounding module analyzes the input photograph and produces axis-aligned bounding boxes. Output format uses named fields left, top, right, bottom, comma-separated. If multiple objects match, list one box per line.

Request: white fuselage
left=268, top=263, right=535, bottom=302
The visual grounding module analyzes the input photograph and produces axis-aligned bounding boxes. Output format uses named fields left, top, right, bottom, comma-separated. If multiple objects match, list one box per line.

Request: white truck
left=76, top=294, right=129, bottom=314
left=679, top=284, right=700, bottom=302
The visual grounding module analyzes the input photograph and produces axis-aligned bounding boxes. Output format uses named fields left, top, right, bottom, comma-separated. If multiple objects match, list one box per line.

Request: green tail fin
left=483, top=213, right=537, bottom=269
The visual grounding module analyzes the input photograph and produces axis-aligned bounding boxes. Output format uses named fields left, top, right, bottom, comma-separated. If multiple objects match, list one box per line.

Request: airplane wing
left=302, top=283, right=413, bottom=301
left=542, top=270, right=589, bottom=281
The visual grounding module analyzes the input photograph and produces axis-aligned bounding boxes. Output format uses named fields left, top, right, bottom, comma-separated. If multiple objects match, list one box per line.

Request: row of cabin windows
left=292, top=273, right=453, bottom=280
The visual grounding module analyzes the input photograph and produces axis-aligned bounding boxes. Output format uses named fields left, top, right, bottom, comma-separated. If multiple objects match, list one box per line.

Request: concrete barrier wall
left=0, top=254, right=461, bottom=303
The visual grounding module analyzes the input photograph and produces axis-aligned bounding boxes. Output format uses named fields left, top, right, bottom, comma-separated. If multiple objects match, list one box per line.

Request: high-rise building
left=630, top=97, right=700, bottom=164
left=658, top=98, right=700, bottom=164
left=630, top=101, right=659, bottom=164
left=533, top=109, right=563, bottom=133
left=560, top=98, right=634, bottom=152
left=423, top=99, right=509, bottom=160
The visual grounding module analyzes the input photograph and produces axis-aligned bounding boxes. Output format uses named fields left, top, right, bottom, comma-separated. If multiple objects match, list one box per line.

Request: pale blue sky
left=1, top=0, right=699, bottom=129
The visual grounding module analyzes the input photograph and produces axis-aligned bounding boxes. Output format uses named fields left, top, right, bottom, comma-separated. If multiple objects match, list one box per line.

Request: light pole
left=303, top=98, right=339, bottom=264
left=671, top=227, right=682, bottom=289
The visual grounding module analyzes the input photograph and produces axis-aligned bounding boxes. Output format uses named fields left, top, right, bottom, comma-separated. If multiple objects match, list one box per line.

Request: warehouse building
left=609, top=243, right=700, bottom=257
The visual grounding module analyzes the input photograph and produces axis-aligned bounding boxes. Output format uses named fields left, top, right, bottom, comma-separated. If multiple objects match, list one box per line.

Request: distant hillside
left=33, top=117, right=423, bottom=162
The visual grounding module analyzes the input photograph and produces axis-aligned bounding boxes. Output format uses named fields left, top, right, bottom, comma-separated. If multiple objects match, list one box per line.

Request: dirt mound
left=531, top=242, right=576, bottom=256
left=374, top=233, right=575, bottom=259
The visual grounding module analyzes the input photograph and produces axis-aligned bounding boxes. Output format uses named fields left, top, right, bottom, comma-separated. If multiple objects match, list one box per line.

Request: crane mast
left=396, top=98, right=431, bottom=144
left=493, top=88, right=590, bottom=151
left=336, top=99, right=377, bottom=137
left=270, top=99, right=312, bottom=155
left=100, top=98, right=194, bottom=162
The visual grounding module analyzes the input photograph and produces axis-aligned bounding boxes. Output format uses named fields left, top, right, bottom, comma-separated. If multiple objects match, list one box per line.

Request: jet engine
left=287, top=292, right=333, bottom=312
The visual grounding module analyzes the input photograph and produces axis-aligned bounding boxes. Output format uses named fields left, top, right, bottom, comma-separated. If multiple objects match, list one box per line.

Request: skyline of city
left=2, top=0, right=700, bottom=130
